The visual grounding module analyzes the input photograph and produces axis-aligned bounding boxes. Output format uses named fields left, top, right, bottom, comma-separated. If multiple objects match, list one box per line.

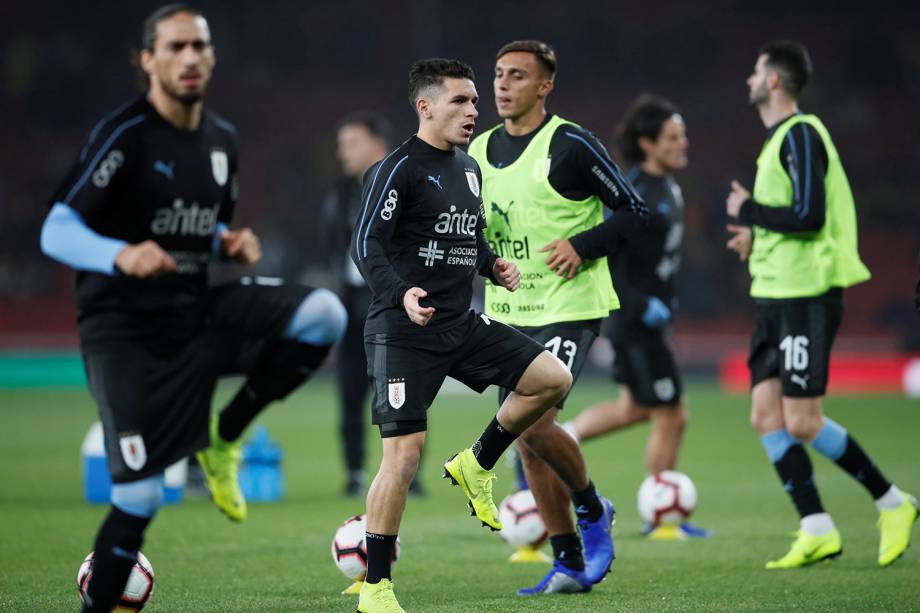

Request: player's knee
left=542, top=363, right=572, bottom=403
left=284, top=288, right=347, bottom=346
left=111, top=474, right=165, bottom=519
left=784, top=412, right=822, bottom=441
left=659, top=404, right=688, bottom=433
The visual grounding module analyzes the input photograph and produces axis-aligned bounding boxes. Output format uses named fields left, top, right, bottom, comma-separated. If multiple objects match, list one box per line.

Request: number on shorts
left=544, top=336, right=577, bottom=370
left=779, top=335, right=809, bottom=371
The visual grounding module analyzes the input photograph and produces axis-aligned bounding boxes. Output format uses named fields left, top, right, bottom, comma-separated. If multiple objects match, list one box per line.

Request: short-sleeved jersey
left=48, top=95, right=239, bottom=346
left=610, top=168, right=684, bottom=326
left=351, top=136, right=497, bottom=336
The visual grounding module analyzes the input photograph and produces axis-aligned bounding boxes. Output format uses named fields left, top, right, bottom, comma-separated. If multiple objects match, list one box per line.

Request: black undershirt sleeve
left=739, top=122, right=828, bottom=233
left=552, top=126, right=648, bottom=259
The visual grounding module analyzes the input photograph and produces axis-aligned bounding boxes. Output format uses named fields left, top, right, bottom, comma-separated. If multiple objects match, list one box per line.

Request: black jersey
left=351, top=136, right=498, bottom=336
left=48, top=95, right=239, bottom=346
left=610, top=168, right=684, bottom=325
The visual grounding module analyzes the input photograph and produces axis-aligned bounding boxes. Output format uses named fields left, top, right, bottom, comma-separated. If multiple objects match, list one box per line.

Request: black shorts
left=609, top=318, right=682, bottom=407
left=365, top=311, right=545, bottom=437
left=748, top=288, right=843, bottom=398
left=496, top=319, right=601, bottom=410
left=82, top=280, right=312, bottom=483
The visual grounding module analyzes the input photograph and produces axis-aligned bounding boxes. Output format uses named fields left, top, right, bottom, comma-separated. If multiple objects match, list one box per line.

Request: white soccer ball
left=76, top=550, right=155, bottom=611
left=331, top=514, right=400, bottom=581
left=637, top=471, right=698, bottom=526
left=498, top=489, right=548, bottom=548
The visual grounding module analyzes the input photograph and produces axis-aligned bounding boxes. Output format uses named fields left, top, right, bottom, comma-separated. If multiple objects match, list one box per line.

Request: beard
left=749, top=83, right=769, bottom=107
left=162, top=81, right=204, bottom=107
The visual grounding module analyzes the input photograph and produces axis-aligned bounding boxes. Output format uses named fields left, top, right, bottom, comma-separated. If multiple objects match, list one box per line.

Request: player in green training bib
left=469, top=40, right=648, bottom=595
left=726, top=40, right=917, bottom=570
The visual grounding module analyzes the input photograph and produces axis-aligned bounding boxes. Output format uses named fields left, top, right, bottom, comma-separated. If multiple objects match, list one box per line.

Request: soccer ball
left=637, top=471, right=698, bottom=526
left=76, top=551, right=155, bottom=611
left=498, top=489, right=548, bottom=548
left=331, top=514, right=400, bottom=581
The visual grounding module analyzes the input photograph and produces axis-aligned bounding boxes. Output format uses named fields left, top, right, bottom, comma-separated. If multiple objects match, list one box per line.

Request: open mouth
left=460, top=122, right=475, bottom=137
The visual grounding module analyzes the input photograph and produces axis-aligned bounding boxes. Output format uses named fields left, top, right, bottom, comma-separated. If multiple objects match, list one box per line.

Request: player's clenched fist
left=403, top=286, right=436, bottom=326
left=221, top=228, right=262, bottom=264
left=115, top=240, right=177, bottom=278
left=493, top=257, right=521, bottom=292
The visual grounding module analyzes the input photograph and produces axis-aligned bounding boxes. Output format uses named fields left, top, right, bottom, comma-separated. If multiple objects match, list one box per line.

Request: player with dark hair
left=352, top=57, right=574, bottom=612
left=726, top=40, right=917, bottom=569
left=469, top=40, right=647, bottom=594
left=563, top=94, right=708, bottom=539
left=39, top=5, right=346, bottom=611
left=320, top=110, right=393, bottom=496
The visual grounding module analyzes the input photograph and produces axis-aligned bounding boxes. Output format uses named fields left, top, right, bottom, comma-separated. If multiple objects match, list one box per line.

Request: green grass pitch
left=1, top=377, right=917, bottom=612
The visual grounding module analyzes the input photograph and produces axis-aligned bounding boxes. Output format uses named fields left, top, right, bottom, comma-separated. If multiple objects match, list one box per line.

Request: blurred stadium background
left=2, top=1, right=919, bottom=375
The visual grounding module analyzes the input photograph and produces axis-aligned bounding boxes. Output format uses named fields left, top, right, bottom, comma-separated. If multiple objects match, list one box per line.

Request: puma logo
left=491, top=201, right=514, bottom=230
left=790, top=373, right=810, bottom=390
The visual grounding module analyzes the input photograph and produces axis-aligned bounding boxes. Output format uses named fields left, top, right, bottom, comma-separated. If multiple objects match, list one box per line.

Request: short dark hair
left=407, top=59, right=475, bottom=109
left=496, top=40, right=557, bottom=78
left=616, top=94, right=681, bottom=165
left=142, top=4, right=204, bottom=52
left=338, top=111, right=392, bottom=147
left=759, top=40, right=812, bottom=98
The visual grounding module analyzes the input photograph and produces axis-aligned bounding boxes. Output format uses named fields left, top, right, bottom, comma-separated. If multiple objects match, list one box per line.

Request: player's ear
left=139, top=49, right=155, bottom=78
left=416, top=98, right=432, bottom=120
left=538, top=78, right=554, bottom=98
left=638, top=135, right=656, bottom=158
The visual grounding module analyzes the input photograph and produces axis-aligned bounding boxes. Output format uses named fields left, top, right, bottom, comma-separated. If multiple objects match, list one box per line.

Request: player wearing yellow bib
left=469, top=40, right=647, bottom=594
left=726, top=41, right=917, bottom=569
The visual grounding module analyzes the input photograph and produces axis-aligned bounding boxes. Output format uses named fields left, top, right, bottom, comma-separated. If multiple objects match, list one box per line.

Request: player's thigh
left=612, top=331, right=682, bottom=408
left=776, top=292, right=840, bottom=398
left=82, top=343, right=213, bottom=483
left=365, top=333, right=450, bottom=435
left=450, top=313, right=547, bottom=396
left=495, top=319, right=599, bottom=408
left=751, top=377, right=784, bottom=433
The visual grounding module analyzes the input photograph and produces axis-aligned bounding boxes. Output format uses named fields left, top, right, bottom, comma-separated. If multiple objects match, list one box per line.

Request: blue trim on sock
left=111, top=474, right=165, bottom=518
left=283, top=288, right=347, bottom=345
left=810, top=418, right=848, bottom=461
left=760, top=429, right=798, bottom=463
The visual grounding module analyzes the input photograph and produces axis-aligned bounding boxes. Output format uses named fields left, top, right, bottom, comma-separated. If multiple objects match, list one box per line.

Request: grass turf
left=0, top=377, right=917, bottom=612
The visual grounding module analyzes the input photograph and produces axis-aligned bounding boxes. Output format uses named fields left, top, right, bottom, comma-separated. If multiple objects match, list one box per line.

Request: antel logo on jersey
left=151, top=198, right=220, bottom=237
left=92, top=150, right=125, bottom=188
left=434, top=205, right=478, bottom=236
left=380, top=189, right=398, bottom=220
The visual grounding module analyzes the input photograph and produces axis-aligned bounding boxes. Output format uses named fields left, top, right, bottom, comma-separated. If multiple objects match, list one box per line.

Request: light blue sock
left=283, top=288, right=347, bottom=345
left=760, top=429, right=799, bottom=463
left=111, top=474, right=165, bottom=518
left=810, top=418, right=848, bottom=461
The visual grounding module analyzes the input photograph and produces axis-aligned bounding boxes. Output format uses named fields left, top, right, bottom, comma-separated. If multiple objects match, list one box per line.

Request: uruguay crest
left=119, top=433, right=147, bottom=471
left=211, top=148, right=228, bottom=186
left=388, top=379, right=406, bottom=409
left=465, top=171, right=480, bottom=197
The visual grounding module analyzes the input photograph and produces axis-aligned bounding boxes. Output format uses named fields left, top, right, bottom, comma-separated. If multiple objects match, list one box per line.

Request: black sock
left=365, top=532, right=398, bottom=584
left=218, top=340, right=331, bottom=441
left=471, top=416, right=518, bottom=470
left=549, top=533, right=585, bottom=571
left=774, top=443, right=824, bottom=518
left=83, top=507, right=151, bottom=613
left=835, top=436, right=892, bottom=499
left=572, top=480, right=603, bottom=523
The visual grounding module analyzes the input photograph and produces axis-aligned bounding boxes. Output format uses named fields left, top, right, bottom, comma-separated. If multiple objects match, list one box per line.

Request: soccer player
left=351, top=58, right=573, bottom=613
left=469, top=41, right=647, bottom=594
left=39, top=5, right=346, bottom=611
left=726, top=40, right=918, bottom=568
left=320, top=111, right=391, bottom=496
left=563, top=94, right=707, bottom=539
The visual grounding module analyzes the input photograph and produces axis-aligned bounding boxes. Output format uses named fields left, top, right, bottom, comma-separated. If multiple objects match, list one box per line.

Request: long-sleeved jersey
left=610, top=168, right=684, bottom=326
left=739, top=112, right=828, bottom=232
left=45, top=94, right=239, bottom=347
left=351, top=136, right=498, bottom=336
